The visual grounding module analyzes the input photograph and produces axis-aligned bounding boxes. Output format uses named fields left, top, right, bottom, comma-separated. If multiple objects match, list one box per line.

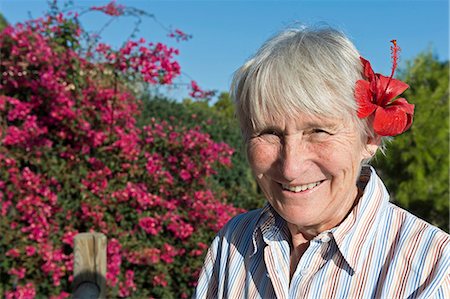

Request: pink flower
left=189, top=80, right=215, bottom=99
left=179, top=169, right=191, bottom=182
left=4, top=282, right=36, bottom=299
left=25, top=246, right=36, bottom=256
left=62, top=229, right=78, bottom=247
left=8, top=267, right=26, bottom=279
left=50, top=292, right=70, bottom=299
left=138, top=216, right=161, bottom=236
left=6, top=97, right=33, bottom=121
left=106, top=239, right=122, bottom=287
left=160, top=242, right=182, bottom=264
left=119, top=270, right=137, bottom=297
left=168, top=29, right=192, bottom=42
left=152, top=273, right=168, bottom=287
left=6, top=248, right=20, bottom=258
left=90, top=1, right=125, bottom=16
left=167, top=216, right=194, bottom=240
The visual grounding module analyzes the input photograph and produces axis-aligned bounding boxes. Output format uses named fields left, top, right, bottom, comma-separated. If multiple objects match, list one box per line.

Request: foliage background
left=0, top=3, right=245, bottom=298
left=373, top=53, right=449, bottom=230
left=0, top=1, right=448, bottom=298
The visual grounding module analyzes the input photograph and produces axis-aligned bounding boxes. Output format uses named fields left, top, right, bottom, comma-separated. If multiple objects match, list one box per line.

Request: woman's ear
left=363, top=134, right=381, bottom=159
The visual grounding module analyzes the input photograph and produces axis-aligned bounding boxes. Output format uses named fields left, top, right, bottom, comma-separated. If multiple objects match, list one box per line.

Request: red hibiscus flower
left=355, top=40, right=414, bottom=136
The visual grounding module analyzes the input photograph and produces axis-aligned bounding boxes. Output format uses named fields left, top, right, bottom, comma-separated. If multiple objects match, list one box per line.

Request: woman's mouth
left=281, top=181, right=323, bottom=193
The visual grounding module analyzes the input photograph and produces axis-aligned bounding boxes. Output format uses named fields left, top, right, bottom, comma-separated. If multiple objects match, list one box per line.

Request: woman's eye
left=260, top=129, right=281, bottom=136
left=265, top=130, right=278, bottom=135
left=312, top=128, right=331, bottom=135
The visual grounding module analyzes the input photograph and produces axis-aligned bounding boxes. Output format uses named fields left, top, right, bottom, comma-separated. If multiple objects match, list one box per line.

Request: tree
left=373, top=52, right=449, bottom=231
left=0, top=14, right=7, bottom=32
left=214, top=91, right=235, bottom=119
left=139, top=93, right=264, bottom=211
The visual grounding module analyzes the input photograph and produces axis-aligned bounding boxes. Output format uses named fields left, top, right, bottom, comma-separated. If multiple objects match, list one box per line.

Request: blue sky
left=1, top=0, right=448, bottom=101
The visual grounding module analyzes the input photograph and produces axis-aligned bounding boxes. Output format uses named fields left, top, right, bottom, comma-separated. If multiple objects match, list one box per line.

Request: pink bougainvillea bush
left=0, top=2, right=243, bottom=298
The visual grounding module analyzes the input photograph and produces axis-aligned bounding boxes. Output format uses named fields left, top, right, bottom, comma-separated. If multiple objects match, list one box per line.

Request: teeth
left=282, top=181, right=320, bottom=193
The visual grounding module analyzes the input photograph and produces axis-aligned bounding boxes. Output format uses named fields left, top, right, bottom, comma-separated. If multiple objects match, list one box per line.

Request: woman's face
left=247, top=112, right=374, bottom=236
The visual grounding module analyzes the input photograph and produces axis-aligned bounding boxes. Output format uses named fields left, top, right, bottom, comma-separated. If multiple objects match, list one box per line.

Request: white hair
left=231, top=25, right=380, bottom=151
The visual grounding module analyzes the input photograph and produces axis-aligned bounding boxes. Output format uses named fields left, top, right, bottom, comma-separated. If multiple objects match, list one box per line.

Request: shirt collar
left=251, top=204, right=290, bottom=256
left=332, top=166, right=389, bottom=272
left=250, top=166, right=390, bottom=272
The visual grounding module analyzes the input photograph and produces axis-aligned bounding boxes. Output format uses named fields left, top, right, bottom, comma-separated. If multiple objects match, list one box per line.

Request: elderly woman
left=193, top=27, right=450, bottom=298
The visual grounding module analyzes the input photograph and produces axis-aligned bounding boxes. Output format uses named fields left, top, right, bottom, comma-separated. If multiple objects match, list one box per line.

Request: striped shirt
left=194, top=167, right=450, bottom=298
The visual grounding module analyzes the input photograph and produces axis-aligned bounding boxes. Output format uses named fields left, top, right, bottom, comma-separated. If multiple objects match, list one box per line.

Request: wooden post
left=73, top=233, right=107, bottom=299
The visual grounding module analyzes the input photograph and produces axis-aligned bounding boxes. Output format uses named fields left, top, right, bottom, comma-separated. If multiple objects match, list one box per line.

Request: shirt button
left=321, top=235, right=331, bottom=242
left=300, top=268, right=309, bottom=276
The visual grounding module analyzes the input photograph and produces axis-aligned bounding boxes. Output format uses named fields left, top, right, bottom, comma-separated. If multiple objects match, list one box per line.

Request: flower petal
left=373, top=105, right=408, bottom=136
left=391, top=98, right=414, bottom=131
left=360, top=57, right=375, bottom=81
left=355, top=80, right=377, bottom=118
left=402, top=113, right=413, bottom=132
left=377, top=75, right=409, bottom=106
left=390, top=97, right=415, bottom=115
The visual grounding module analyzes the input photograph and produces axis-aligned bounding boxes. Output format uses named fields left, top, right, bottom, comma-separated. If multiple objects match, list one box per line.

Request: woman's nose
left=279, top=137, right=309, bottom=182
